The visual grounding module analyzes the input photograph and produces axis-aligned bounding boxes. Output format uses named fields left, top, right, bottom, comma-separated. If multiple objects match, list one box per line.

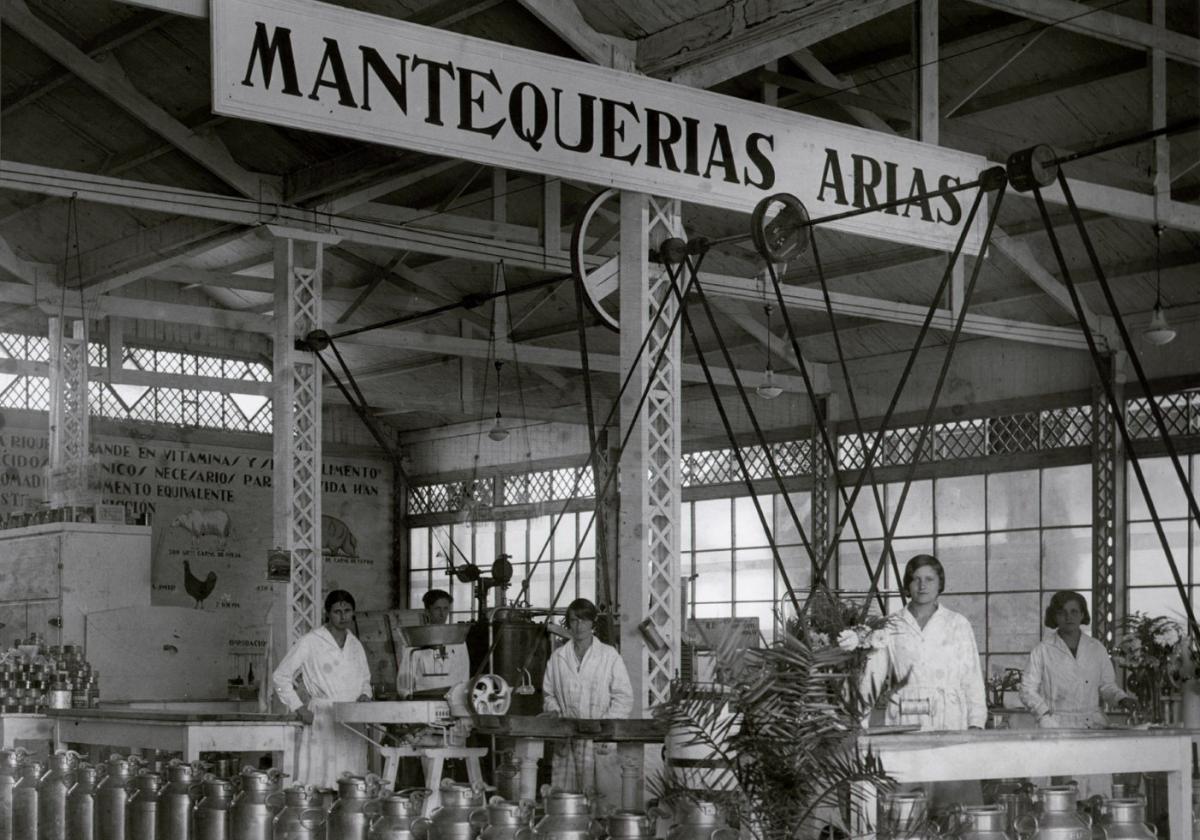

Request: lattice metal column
left=810, top=396, right=832, bottom=586
left=47, top=317, right=93, bottom=507
left=1092, top=355, right=1124, bottom=647
left=271, top=227, right=337, bottom=645
left=617, top=192, right=682, bottom=713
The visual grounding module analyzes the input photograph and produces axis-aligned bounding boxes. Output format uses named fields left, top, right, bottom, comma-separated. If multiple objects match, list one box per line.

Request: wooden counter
left=48, top=708, right=301, bottom=775
left=858, top=727, right=1196, bottom=840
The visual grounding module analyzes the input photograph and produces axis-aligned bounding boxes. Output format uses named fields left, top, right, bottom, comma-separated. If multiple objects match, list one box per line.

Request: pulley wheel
left=571, top=188, right=622, bottom=333
left=750, top=193, right=810, bottom=263
left=470, top=674, right=512, bottom=715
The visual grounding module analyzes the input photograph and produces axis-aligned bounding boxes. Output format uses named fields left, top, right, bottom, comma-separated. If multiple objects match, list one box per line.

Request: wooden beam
left=789, top=50, right=894, bottom=132
left=1, top=0, right=275, bottom=199
left=968, top=0, right=1200, bottom=67
left=638, top=0, right=910, bottom=87
left=516, top=0, right=635, bottom=70
left=913, top=0, right=939, bottom=143
left=941, top=23, right=1050, bottom=117
left=113, top=0, right=205, bottom=17
left=989, top=231, right=1103, bottom=333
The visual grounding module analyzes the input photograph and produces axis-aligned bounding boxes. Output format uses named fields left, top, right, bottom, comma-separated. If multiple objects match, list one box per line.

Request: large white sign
left=212, top=0, right=989, bottom=254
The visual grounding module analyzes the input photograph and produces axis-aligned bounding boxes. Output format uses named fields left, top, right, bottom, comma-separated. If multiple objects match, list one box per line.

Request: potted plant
left=654, top=587, right=898, bottom=840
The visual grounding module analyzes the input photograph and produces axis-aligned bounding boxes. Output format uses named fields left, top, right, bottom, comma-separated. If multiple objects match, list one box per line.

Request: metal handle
left=413, top=817, right=432, bottom=840
left=470, top=806, right=490, bottom=828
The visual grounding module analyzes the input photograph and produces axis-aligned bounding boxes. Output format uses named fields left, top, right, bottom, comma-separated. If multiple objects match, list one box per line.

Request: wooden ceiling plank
left=515, top=0, right=635, bottom=70
left=759, top=69, right=911, bottom=121
left=1, top=0, right=276, bottom=199
left=968, top=0, right=1200, bottom=67
left=941, top=25, right=1050, bottom=117
left=788, top=50, right=893, bottom=132
left=113, top=0, right=206, bottom=17
left=637, top=0, right=911, bottom=88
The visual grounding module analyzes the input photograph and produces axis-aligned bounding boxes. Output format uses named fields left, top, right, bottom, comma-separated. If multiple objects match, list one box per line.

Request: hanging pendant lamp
left=488, top=359, right=510, bottom=441
left=1143, top=225, right=1176, bottom=346
left=757, top=304, right=783, bottom=399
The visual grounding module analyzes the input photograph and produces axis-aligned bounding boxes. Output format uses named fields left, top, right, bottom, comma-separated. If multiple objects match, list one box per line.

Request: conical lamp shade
left=756, top=367, right=783, bottom=399
left=1143, top=304, right=1176, bottom=346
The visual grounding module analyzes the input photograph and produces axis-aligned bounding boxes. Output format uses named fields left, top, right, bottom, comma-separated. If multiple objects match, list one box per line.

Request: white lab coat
left=412, top=644, right=471, bottom=694
left=272, top=626, right=373, bottom=787
left=863, top=605, right=987, bottom=731
left=542, top=638, right=633, bottom=803
left=1019, top=631, right=1130, bottom=729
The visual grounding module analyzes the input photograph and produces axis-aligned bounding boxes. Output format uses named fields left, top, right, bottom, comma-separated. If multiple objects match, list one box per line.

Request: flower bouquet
left=1113, top=612, right=1185, bottom=721
left=785, top=587, right=891, bottom=680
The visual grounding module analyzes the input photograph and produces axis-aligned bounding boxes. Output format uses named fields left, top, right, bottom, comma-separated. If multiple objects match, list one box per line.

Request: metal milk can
left=957, top=805, right=1011, bottom=840
left=12, top=760, right=44, bottom=840
left=1017, top=786, right=1091, bottom=840
left=494, top=756, right=521, bottom=803
left=523, top=789, right=599, bottom=840
left=38, top=749, right=79, bottom=840
left=159, top=761, right=198, bottom=840
left=66, top=765, right=98, bottom=840
left=371, top=790, right=432, bottom=840
left=470, top=797, right=531, bottom=840
left=413, top=781, right=487, bottom=840
left=194, top=777, right=233, bottom=840
left=878, top=790, right=933, bottom=840
left=127, top=771, right=164, bottom=840
left=666, top=799, right=737, bottom=840
left=602, top=810, right=656, bottom=840
left=96, top=756, right=137, bottom=840
left=1099, top=798, right=1156, bottom=840
left=328, top=774, right=383, bottom=840
left=271, top=786, right=327, bottom=840
left=0, top=748, right=26, bottom=840
left=231, top=769, right=284, bottom=840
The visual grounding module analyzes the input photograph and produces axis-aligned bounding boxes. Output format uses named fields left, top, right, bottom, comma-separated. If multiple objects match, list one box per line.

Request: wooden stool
left=378, top=745, right=488, bottom=814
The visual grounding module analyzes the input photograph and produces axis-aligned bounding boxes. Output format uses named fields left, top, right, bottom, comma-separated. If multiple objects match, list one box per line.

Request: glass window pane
left=1041, top=527, right=1092, bottom=590
left=988, top=592, right=1041, bottom=653
left=694, top=602, right=731, bottom=619
left=473, top=520, right=495, bottom=561
left=577, top=558, right=596, bottom=603
left=1128, top=457, right=1191, bottom=521
left=838, top=540, right=877, bottom=593
left=694, top=499, right=732, bottom=549
left=576, top=514, right=596, bottom=559
left=1127, top=520, right=1190, bottom=586
left=773, top=492, right=812, bottom=546
left=431, top=525, right=452, bottom=565
left=844, top=484, right=885, bottom=540
left=734, top=548, right=774, bottom=601
left=935, top=533, right=986, bottom=592
left=887, top=480, right=933, bottom=537
left=409, top=572, right=429, bottom=610
left=680, top=503, right=692, bottom=553
left=936, top=476, right=985, bottom=534
left=940, top=594, right=986, bottom=651
left=988, top=470, right=1039, bottom=530
left=552, top=514, right=576, bottom=559
left=1042, top=465, right=1091, bottom=526
left=694, top=550, right=733, bottom=602
left=1127, top=586, right=1188, bottom=621
left=988, top=531, right=1039, bottom=590
left=735, top=496, right=771, bottom=547
left=527, top=560, right=552, bottom=607
left=452, top=576, right=473, bottom=612
left=503, top=520, right=527, bottom=562
left=529, top=516, right=552, bottom=565
left=410, top=527, right=430, bottom=566
left=776, top=543, right=813, bottom=596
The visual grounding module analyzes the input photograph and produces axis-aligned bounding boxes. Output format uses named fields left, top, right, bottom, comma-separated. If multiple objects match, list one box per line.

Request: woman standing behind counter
left=1019, top=590, right=1138, bottom=728
left=862, top=554, right=987, bottom=731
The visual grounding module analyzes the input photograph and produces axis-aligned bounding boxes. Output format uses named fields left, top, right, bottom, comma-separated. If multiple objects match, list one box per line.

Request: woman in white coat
left=542, top=598, right=633, bottom=805
left=272, top=589, right=373, bottom=787
left=862, top=554, right=987, bottom=731
left=1020, top=590, right=1138, bottom=728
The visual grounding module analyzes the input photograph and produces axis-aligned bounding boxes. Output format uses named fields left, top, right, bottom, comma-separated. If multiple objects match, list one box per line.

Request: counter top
left=472, top=715, right=666, bottom=741
left=860, top=725, right=1199, bottom=747
left=47, top=708, right=298, bottom=724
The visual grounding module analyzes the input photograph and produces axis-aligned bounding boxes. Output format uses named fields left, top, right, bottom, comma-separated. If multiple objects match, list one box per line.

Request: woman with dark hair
left=862, top=554, right=987, bottom=731
left=272, top=589, right=373, bottom=786
left=542, top=598, right=633, bottom=803
left=1019, top=589, right=1137, bottom=729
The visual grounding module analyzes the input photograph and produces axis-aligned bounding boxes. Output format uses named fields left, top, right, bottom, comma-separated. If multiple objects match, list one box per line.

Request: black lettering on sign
left=241, top=23, right=301, bottom=96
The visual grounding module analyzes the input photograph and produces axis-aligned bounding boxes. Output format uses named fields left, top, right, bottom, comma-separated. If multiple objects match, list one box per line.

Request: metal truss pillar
left=47, top=317, right=94, bottom=507
left=617, top=192, right=682, bottom=713
left=1092, top=354, right=1124, bottom=646
left=271, top=227, right=336, bottom=645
